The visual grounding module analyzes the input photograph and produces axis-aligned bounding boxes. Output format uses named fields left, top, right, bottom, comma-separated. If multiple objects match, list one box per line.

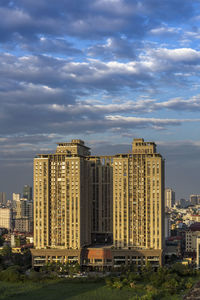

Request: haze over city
left=0, top=0, right=200, bottom=199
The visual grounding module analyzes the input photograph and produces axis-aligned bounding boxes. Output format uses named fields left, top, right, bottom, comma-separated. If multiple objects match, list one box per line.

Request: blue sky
left=0, top=0, right=200, bottom=199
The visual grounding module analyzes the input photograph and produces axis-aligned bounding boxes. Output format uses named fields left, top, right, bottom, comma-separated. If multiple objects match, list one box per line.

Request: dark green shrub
left=105, top=277, right=113, bottom=287
left=28, top=270, right=43, bottom=282
left=185, top=277, right=194, bottom=289
left=128, top=271, right=141, bottom=282
left=0, top=265, right=22, bottom=282
left=112, top=279, right=123, bottom=289
left=161, top=277, right=180, bottom=295
left=0, top=245, right=12, bottom=258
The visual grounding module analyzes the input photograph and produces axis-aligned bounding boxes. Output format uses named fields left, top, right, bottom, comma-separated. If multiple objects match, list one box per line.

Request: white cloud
left=105, top=115, right=200, bottom=126
left=47, top=94, right=200, bottom=116
left=157, top=95, right=200, bottom=111
left=150, top=25, right=180, bottom=35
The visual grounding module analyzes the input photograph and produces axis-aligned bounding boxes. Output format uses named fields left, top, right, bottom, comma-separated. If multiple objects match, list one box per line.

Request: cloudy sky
left=0, top=0, right=200, bottom=200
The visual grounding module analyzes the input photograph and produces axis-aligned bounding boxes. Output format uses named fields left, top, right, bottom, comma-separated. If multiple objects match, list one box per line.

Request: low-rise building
left=14, top=218, right=33, bottom=233
left=31, top=246, right=163, bottom=269
left=191, top=215, right=200, bottom=222
left=185, top=223, right=200, bottom=253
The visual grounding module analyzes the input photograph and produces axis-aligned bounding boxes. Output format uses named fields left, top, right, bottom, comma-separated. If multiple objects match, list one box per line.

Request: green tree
left=0, top=235, right=4, bottom=246
left=0, top=265, right=22, bottom=282
left=170, top=263, right=192, bottom=276
left=162, top=277, right=180, bottom=295
left=128, top=271, right=141, bottom=282
left=112, top=278, right=123, bottom=289
left=185, top=277, right=194, bottom=289
left=23, top=249, right=32, bottom=268
left=141, top=262, right=154, bottom=281
left=1, top=245, right=12, bottom=258
left=15, top=237, right=21, bottom=247
left=150, top=266, right=169, bottom=287
left=105, top=277, right=113, bottom=288
left=71, top=262, right=80, bottom=274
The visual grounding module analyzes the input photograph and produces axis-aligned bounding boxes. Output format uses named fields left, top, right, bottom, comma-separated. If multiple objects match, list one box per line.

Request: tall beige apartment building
left=32, top=138, right=165, bottom=268
left=34, top=140, right=92, bottom=249
left=113, top=139, right=165, bottom=251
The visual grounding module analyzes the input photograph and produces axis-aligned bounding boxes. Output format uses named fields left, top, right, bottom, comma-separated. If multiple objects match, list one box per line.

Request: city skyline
left=0, top=1, right=200, bottom=199
left=0, top=139, right=199, bottom=201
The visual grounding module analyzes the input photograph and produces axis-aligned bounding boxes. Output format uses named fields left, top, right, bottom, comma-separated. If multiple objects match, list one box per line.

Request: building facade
left=13, top=197, right=33, bottom=233
left=88, top=156, right=113, bottom=244
left=0, top=208, right=12, bottom=230
left=113, top=139, right=165, bottom=252
left=196, top=236, right=200, bottom=268
left=33, top=140, right=92, bottom=250
left=14, top=218, right=33, bottom=233
left=165, top=188, right=175, bottom=208
left=185, top=223, right=200, bottom=253
left=12, top=193, right=20, bottom=202
left=165, top=213, right=171, bottom=239
left=23, top=185, right=32, bottom=201
left=0, top=192, right=7, bottom=206
left=14, top=198, right=33, bottom=220
left=31, top=138, right=165, bottom=268
left=190, top=194, right=200, bottom=206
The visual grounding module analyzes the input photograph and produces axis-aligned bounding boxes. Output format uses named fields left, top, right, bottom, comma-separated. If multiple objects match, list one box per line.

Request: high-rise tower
left=23, top=185, right=32, bottom=201
left=34, top=139, right=91, bottom=249
left=0, top=192, right=7, bottom=206
left=113, top=139, right=165, bottom=251
left=165, top=188, right=175, bottom=208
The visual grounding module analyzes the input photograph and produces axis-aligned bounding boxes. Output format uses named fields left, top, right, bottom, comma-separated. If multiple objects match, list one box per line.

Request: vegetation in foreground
left=0, top=244, right=200, bottom=299
left=105, top=263, right=200, bottom=299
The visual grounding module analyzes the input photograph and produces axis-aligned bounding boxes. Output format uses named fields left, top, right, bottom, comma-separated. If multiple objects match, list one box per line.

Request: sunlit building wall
left=113, top=139, right=165, bottom=250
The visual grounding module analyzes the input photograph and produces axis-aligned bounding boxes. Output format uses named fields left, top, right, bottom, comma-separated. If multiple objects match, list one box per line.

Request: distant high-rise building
left=0, top=192, right=7, bottom=206
left=190, top=194, right=200, bottom=206
left=15, top=198, right=33, bottom=220
left=12, top=193, right=20, bottom=212
left=13, top=197, right=33, bottom=233
left=12, top=193, right=20, bottom=202
left=32, top=138, right=165, bottom=268
left=23, top=185, right=32, bottom=201
left=0, top=208, right=12, bottom=230
left=14, top=218, right=33, bottom=233
left=178, top=198, right=187, bottom=208
left=165, top=188, right=175, bottom=208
